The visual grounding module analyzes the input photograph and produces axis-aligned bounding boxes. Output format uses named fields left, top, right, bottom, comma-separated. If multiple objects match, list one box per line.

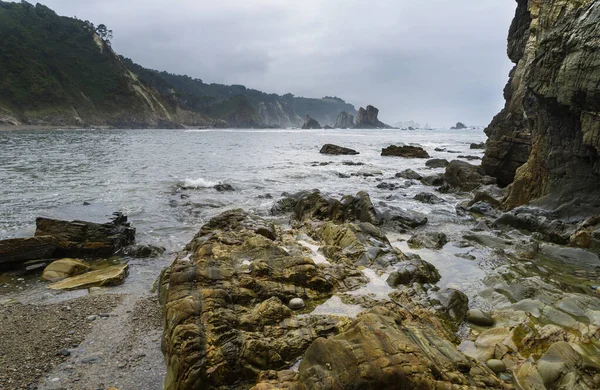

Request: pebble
left=467, top=309, right=495, bottom=327
left=289, top=298, right=305, bottom=310
left=486, top=359, right=507, bottom=373
left=99, top=313, right=110, bottom=318
left=86, top=315, right=97, bottom=321
left=58, top=348, right=71, bottom=357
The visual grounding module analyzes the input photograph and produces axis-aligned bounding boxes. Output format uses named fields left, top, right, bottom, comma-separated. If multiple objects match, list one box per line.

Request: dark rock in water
left=119, top=244, right=166, bottom=258
left=376, top=182, right=402, bottom=190
left=214, top=183, right=235, bottom=192
left=408, top=231, right=448, bottom=250
left=468, top=201, right=496, bottom=217
left=458, top=155, right=482, bottom=161
left=470, top=142, right=485, bottom=150
left=336, top=172, right=351, bottom=179
left=447, top=150, right=461, bottom=154
left=387, top=258, right=441, bottom=286
left=466, top=309, right=494, bottom=327
left=274, top=190, right=379, bottom=225
left=395, top=169, right=422, bottom=180
left=426, top=158, right=449, bottom=168
left=493, top=207, right=573, bottom=245
left=430, top=288, right=469, bottom=323
left=0, top=237, right=56, bottom=269
left=382, top=145, right=429, bottom=158
left=451, top=122, right=467, bottom=130
left=420, top=173, right=444, bottom=187
left=323, top=125, right=333, bottom=130
left=354, top=105, right=391, bottom=129
left=257, top=193, right=273, bottom=199
left=334, top=111, right=355, bottom=128
left=342, top=161, right=364, bottom=166
left=319, top=144, right=359, bottom=155
left=434, top=147, right=446, bottom=152
left=468, top=186, right=505, bottom=209
left=34, top=212, right=135, bottom=258
left=82, top=201, right=91, bottom=206
left=380, top=207, right=428, bottom=230
left=414, top=192, right=444, bottom=204
left=301, top=115, right=322, bottom=129
left=440, top=160, right=487, bottom=193
left=293, top=306, right=503, bottom=389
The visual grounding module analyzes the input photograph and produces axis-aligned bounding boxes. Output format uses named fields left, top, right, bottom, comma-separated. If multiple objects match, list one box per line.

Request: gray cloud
left=31, top=0, right=516, bottom=127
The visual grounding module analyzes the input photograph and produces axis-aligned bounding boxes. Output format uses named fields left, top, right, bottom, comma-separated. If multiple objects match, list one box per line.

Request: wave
left=179, top=177, right=219, bottom=189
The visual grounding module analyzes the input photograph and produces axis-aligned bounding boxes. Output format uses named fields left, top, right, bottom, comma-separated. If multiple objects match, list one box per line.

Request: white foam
left=182, top=177, right=219, bottom=188
left=311, top=295, right=364, bottom=318
left=298, top=240, right=330, bottom=265
left=348, top=268, right=393, bottom=300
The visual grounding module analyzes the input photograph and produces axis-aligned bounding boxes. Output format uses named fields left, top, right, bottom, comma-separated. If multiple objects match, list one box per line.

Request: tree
left=95, top=23, right=113, bottom=43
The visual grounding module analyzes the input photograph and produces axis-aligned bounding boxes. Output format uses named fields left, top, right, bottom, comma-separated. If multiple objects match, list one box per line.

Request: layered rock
left=483, top=0, right=600, bottom=213
left=354, top=105, right=391, bottom=129
left=381, top=145, right=429, bottom=158
left=319, top=144, right=359, bottom=156
left=334, top=111, right=355, bottom=128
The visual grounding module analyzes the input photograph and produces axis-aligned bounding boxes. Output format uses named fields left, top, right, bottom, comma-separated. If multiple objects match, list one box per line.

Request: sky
left=26, top=0, right=516, bottom=127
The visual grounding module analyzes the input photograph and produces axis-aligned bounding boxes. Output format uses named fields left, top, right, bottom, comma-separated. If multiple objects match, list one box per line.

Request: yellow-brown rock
left=48, top=263, right=128, bottom=290
left=41, top=258, right=91, bottom=282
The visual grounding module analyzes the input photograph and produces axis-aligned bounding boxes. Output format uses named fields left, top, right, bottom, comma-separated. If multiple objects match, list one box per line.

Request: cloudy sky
left=33, top=0, right=516, bottom=127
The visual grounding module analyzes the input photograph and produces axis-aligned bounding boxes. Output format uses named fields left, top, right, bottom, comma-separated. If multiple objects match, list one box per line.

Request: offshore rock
left=354, top=105, right=391, bottom=129
left=426, top=158, right=449, bottom=168
left=301, top=115, right=322, bottom=130
left=381, top=145, right=429, bottom=158
left=334, top=111, right=355, bottom=128
left=319, top=144, right=359, bottom=156
left=451, top=122, right=467, bottom=130
left=483, top=0, right=600, bottom=212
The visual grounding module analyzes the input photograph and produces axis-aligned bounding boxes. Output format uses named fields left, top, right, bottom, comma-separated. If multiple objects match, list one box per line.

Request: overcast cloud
left=29, top=0, right=516, bottom=127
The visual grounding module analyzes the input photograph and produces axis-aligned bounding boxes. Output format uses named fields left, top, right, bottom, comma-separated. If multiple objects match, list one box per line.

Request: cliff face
left=334, top=111, right=355, bottom=128
left=483, top=0, right=600, bottom=211
left=354, top=105, right=392, bottom=129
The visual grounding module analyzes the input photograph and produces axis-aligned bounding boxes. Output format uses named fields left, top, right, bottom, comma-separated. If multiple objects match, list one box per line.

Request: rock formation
left=319, top=144, right=359, bottom=155
left=301, top=115, right=322, bottom=129
left=381, top=145, right=429, bottom=158
left=334, top=111, right=355, bottom=128
left=451, top=122, right=467, bottom=130
left=354, top=105, right=391, bottom=129
left=482, top=0, right=600, bottom=212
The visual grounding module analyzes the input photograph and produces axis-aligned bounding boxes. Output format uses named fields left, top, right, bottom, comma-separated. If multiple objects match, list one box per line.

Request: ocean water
left=0, top=127, right=486, bottom=252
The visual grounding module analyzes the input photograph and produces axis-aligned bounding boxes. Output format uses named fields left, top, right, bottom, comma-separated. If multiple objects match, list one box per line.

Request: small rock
left=214, top=183, right=235, bottom=192
left=396, top=169, right=422, bottom=180
left=425, top=158, right=449, bottom=168
left=288, top=298, right=305, bottom=310
left=467, top=309, right=494, bottom=326
left=414, top=192, right=444, bottom=204
left=99, top=313, right=110, bottom=318
left=58, top=349, right=71, bottom=357
left=486, top=359, right=507, bottom=374
left=86, top=315, right=97, bottom=321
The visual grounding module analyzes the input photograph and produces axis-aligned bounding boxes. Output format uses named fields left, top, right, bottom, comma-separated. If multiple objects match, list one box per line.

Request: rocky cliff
left=483, top=0, right=600, bottom=212
left=354, top=105, right=392, bottom=129
left=334, top=111, right=355, bottom=128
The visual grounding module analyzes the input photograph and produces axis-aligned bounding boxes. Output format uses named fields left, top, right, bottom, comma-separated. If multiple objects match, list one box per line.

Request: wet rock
left=387, top=258, right=441, bottom=286
left=380, top=207, right=428, bottom=231
left=430, top=288, right=469, bottom=323
left=408, top=232, right=448, bottom=250
left=463, top=232, right=513, bottom=250
left=469, top=186, right=505, bottom=209
left=434, top=147, right=446, bottom=152
left=395, top=169, right=422, bottom=180
left=470, top=143, right=485, bottom=149
left=119, top=244, right=166, bottom=258
left=48, top=264, right=129, bottom=291
left=425, top=158, right=449, bottom=168
left=41, top=258, right=91, bottom=282
left=334, top=111, right=355, bottom=128
left=420, top=173, right=444, bottom=186
left=441, top=160, right=487, bottom=193
left=214, top=183, right=235, bottom=192
left=413, top=192, right=444, bottom=204
left=288, top=298, right=305, bottom=310
left=341, top=161, right=364, bottom=166
left=296, top=306, right=503, bottom=389
left=240, top=297, right=293, bottom=329
left=354, top=105, right=391, bottom=129
left=376, top=182, right=402, bottom=190
left=486, top=359, right=506, bottom=374
left=301, top=115, right=322, bottom=129
left=451, top=122, right=467, bottom=130
left=381, top=145, right=429, bottom=158
left=458, top=155, right=482, bottom=161
left=255, top=225, right=277, bottom=241
left=34, top=213, right=135, bottom=258
left=468, top=201, right=496, bottom=217
left=319, top=144, right=359, bottom=155
left=467, top=309, right=494, bottom=327
left=494, top=208, right=572, bottom=245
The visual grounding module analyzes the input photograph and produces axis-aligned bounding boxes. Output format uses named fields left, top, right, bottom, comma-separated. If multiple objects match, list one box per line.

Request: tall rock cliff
left=334, top=111, right=355, bottom=128
left=483, top=0, right=600, bottom=211
left=354, top=105, right=392, bottom=129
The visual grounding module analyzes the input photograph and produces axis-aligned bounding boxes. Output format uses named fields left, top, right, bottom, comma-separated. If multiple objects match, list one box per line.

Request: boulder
left=468, top=201, right=496, bottom=217
left=458, top=155, right=482, bottom=161
left=420, top=173, right=444, bottom=186
left=466, top=309, right=494, bottom=327
left=395, top=169, right=422, bottom=180
left=414, top=192, right=444, bottom=204
left=48, top=263, right=129, bottom=290
left=441, top=160, right=487, bottom=192
left=408, top=231, right=448, bottom=250
left=319, top=144, right=359, bottom=155
left=430, top=288, right=469, bottom=323
left=42, top=258, right=91, bottom=282
left=354, top=105, right=390, bottom=129
left=381, top=145, right=429, bottom=158
left=425, top=158, right=449, bottom=168
left=470, top=142, right=485, bottom=149
left=387, top=258, right=441, bottom=286
left=334, top=111, right=355, bottom=128
left=301, top=115, right=322, bottom=130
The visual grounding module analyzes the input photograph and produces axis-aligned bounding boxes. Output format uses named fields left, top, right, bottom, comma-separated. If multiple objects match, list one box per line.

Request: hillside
left=0, top=1, right=355, bottom=128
